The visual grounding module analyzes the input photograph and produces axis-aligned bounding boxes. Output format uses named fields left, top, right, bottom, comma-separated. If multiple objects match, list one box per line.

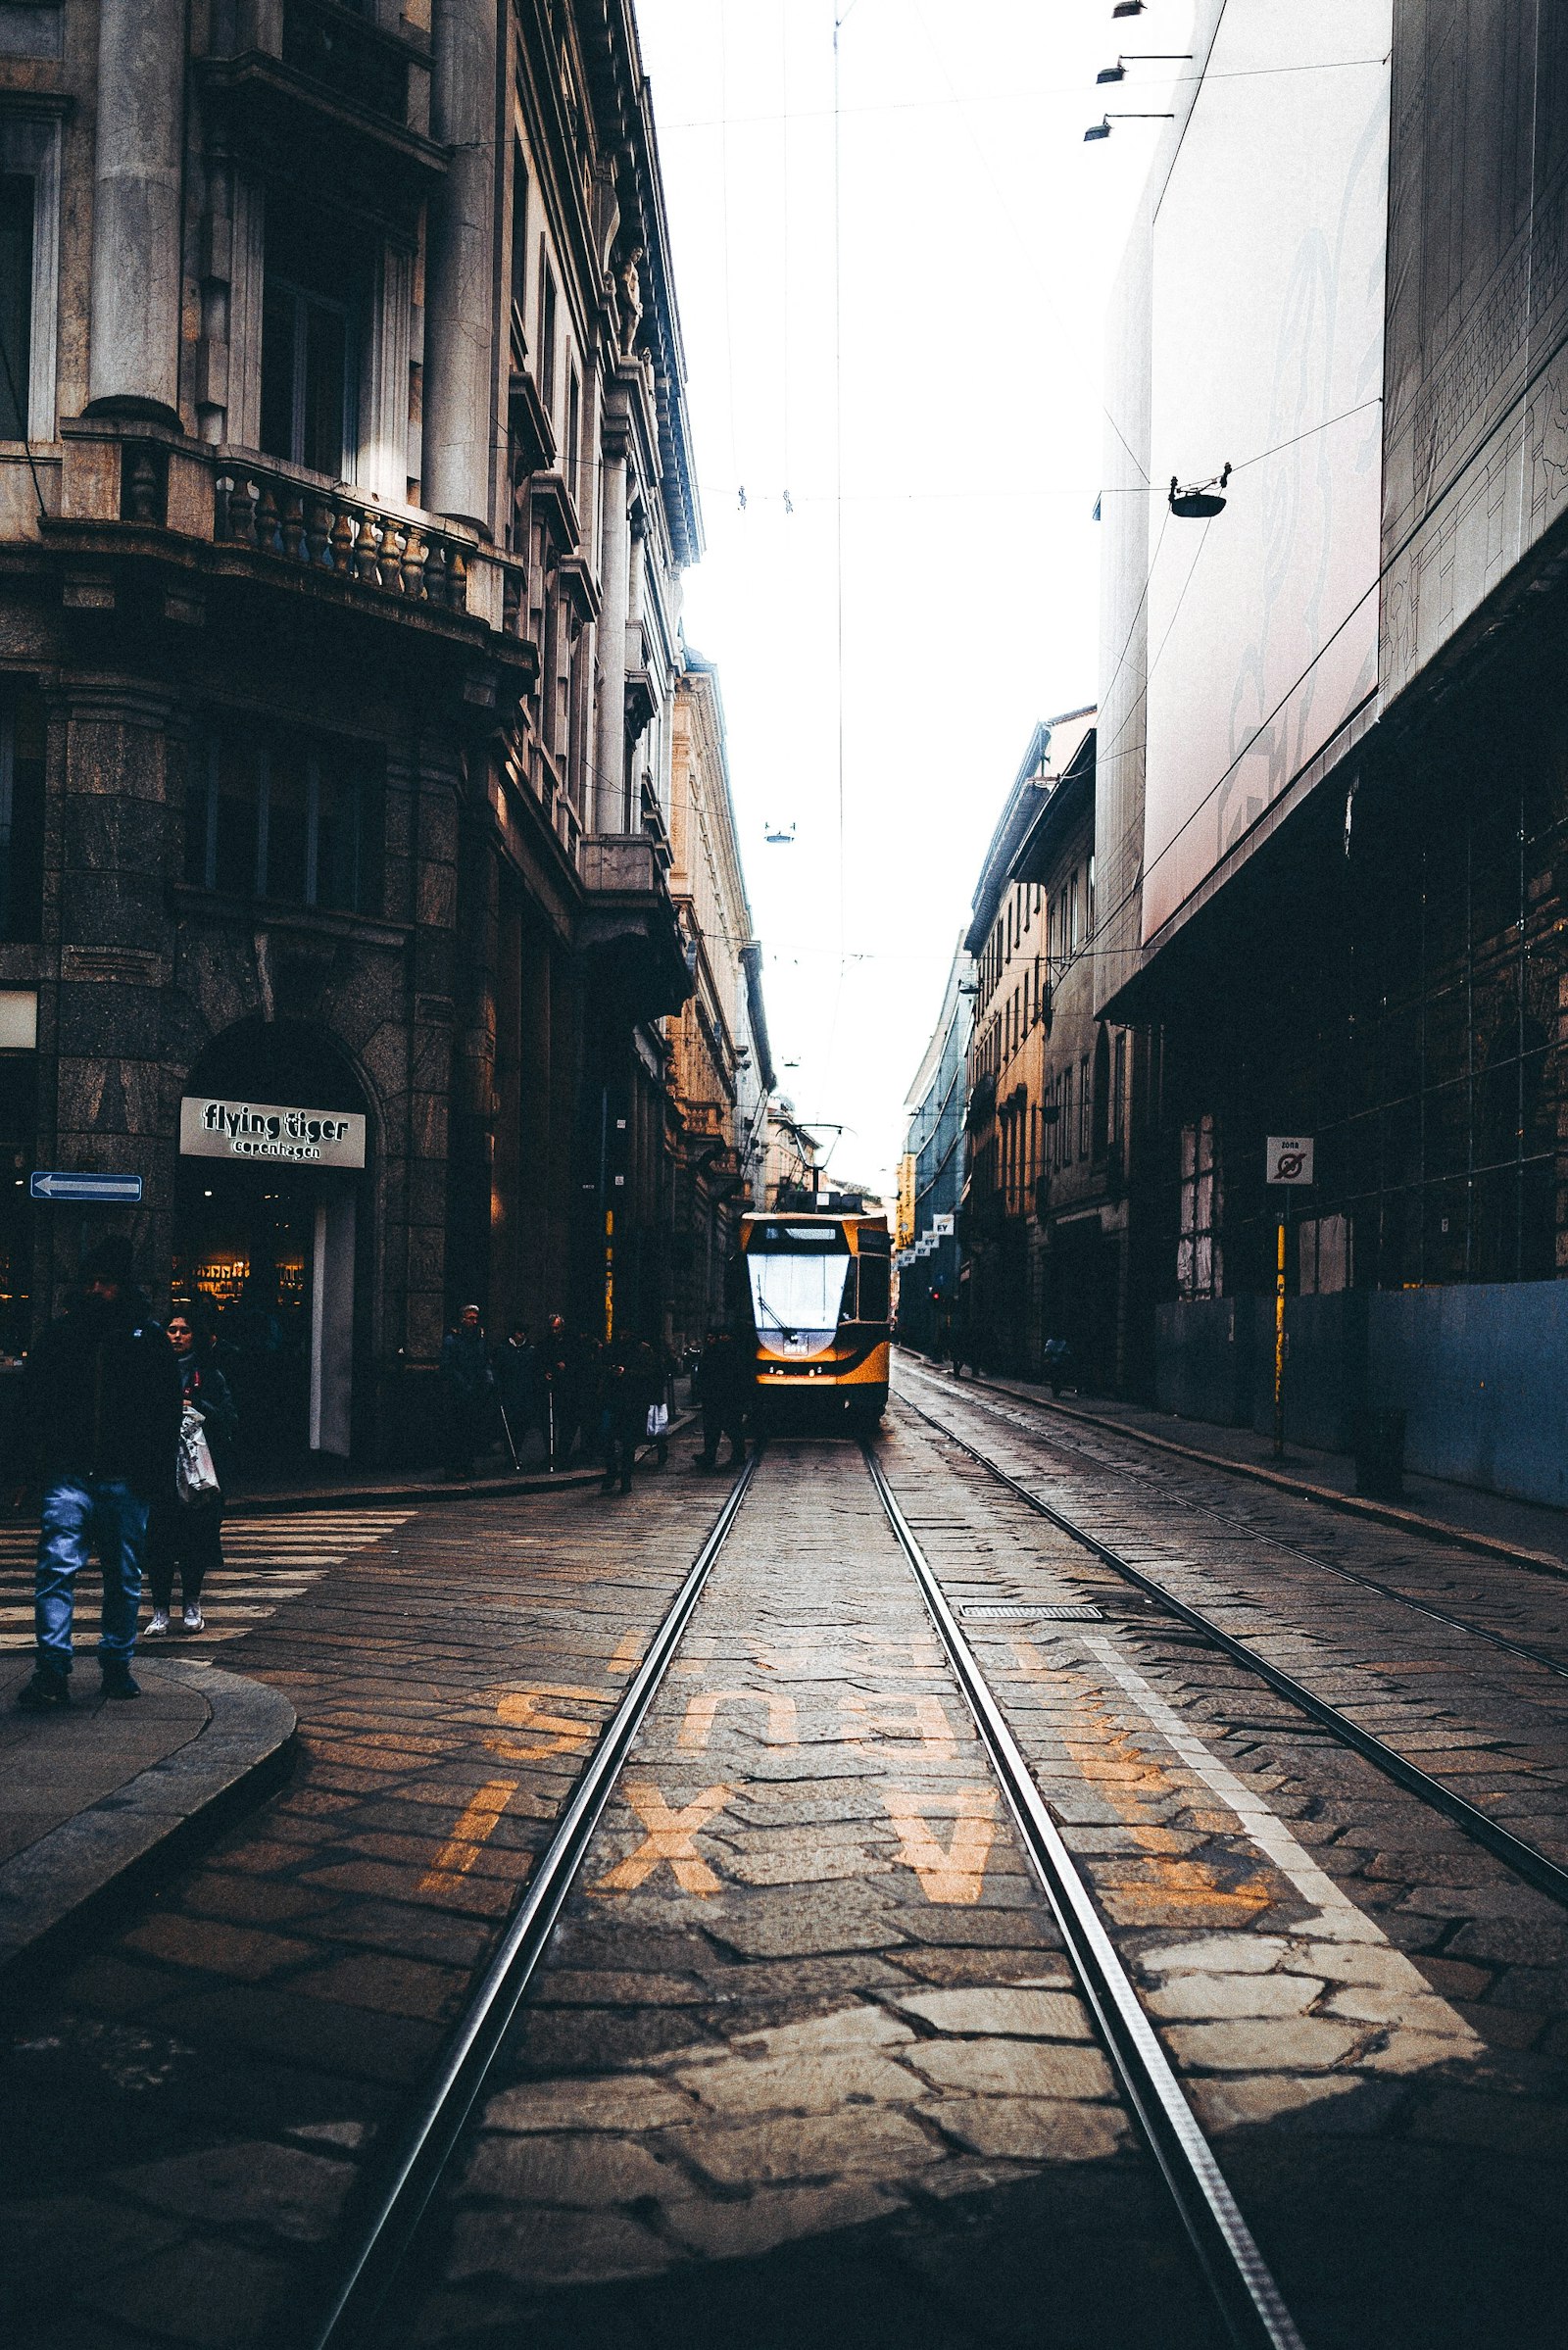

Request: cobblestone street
left=5, top=1395, right=1567, bottom=2348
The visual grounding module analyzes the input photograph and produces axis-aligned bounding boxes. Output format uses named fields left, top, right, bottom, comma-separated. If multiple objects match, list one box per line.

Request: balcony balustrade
left=209, top=458, right=525, bottom=647
left=580, top=831, right=691, bottom=1015
left=214, top=465, right=470, bottom=607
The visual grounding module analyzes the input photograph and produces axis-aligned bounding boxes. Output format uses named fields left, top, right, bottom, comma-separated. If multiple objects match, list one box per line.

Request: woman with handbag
left=143, top=1311, right=236, bottom=1637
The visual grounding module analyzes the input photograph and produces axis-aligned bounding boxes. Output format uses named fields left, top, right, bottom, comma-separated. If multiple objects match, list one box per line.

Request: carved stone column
left=86, top=0, right=185, bottom=421
left=424, top=0, right=497, bottom=532
left=595, top=398, right=630, bottom=834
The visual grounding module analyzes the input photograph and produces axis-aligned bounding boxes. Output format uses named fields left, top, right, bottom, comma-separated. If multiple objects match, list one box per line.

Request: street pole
left=1273, top=1205, right=1286, bottom=1458
left=599, top=1084, right=613, bottom=1346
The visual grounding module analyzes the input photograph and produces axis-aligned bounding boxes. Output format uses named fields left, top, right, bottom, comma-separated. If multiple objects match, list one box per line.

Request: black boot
left=100, top=1660, right=141, bottom=1701
left=16, top=1663, right=71, bottom=1711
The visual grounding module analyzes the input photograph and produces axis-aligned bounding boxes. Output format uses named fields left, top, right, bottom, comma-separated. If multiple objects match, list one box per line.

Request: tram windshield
left=747, top=1243, right=851, bottom=1356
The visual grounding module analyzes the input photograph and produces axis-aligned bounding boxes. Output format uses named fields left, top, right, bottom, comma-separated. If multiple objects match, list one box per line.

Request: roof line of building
left=904, top=933, right=973, bottom=1113
left=964, top=708, right=1097, bottom=955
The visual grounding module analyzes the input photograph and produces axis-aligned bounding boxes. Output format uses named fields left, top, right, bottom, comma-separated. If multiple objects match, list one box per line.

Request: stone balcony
left=579, top=833, right=692, bottom=1018
left=41, top=421, right=528, bottom=651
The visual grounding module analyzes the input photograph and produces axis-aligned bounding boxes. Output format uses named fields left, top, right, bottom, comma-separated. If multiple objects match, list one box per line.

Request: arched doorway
left=172, top=1020, right=373, bottom=1469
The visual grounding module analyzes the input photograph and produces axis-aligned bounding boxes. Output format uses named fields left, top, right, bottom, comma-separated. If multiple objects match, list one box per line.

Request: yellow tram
left=737, top=1208, right=892, bottom=1426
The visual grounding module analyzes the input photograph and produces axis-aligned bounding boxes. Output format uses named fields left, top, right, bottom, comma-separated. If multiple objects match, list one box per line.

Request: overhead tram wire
left=905, top=0, right=1152, bottom=492
left=480, top=391, right=1385, bottom=523
left=834, top=1, right=848, bottom=960
left=779, top=0, right=792, bottom=514
left=814, top=0, right=851, bottom=1102
left=655, top=56, right=1395, bottom=133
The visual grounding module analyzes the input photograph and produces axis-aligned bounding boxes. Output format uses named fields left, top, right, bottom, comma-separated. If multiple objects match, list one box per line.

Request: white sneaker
left=182, top=1603, right=205, bottom=1634
left=144, top=1609, right=171, bottom=1637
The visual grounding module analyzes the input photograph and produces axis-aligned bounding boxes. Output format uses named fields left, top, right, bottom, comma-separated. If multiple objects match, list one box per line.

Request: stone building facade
left=0, top=1, right=760, bottom=1468
left=664, top=650, right=773, bottom=1351
left=1095, top=0, right=1568, bottom=1500
left=950, top=712, right=1134, bottom=1386
left=897, top=938, right=969, bottom=1360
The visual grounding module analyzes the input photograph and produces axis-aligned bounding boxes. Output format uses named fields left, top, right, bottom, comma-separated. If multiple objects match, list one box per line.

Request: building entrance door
left=173, top=1156, right=363, bottom=1467
left=174, top=1020, right=369, bottom=1472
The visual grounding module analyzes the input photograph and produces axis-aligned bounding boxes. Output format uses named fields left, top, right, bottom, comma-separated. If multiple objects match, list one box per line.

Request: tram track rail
left=307, top=1460, right=760, bottom=2350
left=309, top=1434, right=1316, bottom=2350
left=899, top=1360, right=1568, bottom=1684
left=894, top=1381, right=1568, bottom=1914
left=863, top=1444, right=1306, bottom=2350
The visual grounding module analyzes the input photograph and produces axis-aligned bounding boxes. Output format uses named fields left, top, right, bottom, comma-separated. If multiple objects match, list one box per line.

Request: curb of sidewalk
left=220, top=1409, right=702, bottom=1515
left=904, top=1362, right=1568, bottom=1584
left=0, top=1658, right=297, bottom=1995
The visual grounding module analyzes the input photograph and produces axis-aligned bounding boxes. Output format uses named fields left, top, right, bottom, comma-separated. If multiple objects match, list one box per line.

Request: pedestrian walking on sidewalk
left=647, top=1336, right=678, bottom=1467
left=440, top=1306, right=493, bottom=1480
left=143, top=1310, right=237, bottom=1639
left=600, top=1338, right=657, bottom=1493
left=695, top=1326, right=748, bottom=1471
left=15, top=1235, right=182, bottom=1709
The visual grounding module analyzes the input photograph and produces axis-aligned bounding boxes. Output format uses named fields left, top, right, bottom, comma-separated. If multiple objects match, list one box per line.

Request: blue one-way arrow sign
left=30, top=1170, right=144, bottom=1204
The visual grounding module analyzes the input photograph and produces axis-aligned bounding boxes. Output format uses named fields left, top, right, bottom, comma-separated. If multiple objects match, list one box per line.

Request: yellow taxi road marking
left=592, top=1782, right=734, bottom=1897
left=1057, top=1692, right=1275, bottom=1924
left=677, top=1688, right=799, bottom=1750
left=417, top=1779, right=520, bottom=1891
left=882, top=1786, right=999, bottom=1904
left=843, top=1690, right=957, bottom=1761
left=1081, top=1633, right=1399, bottom=1930
left=485, top=1685, right=610, bottom=1762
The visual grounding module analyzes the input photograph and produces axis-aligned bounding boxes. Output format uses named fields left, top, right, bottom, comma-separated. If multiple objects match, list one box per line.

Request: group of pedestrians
left=437, top=1306, right=755, bottom=1490
left=14, top=1236, right=235, bottom=1712
left=12, top=1258, right=760, bottom=1711
left=438, top=1311, right=609, bottom=1479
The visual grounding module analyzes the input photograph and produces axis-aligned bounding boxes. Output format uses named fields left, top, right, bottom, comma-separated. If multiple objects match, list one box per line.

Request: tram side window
left=0, top=685, right=44, bottom=943
left=186, top=727, right=383, bottom=916
left=857, top=1253, right=890, bottom=1323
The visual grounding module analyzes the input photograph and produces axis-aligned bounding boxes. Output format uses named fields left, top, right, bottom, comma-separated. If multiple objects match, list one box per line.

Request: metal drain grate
left=960, top=1602, right=1102, bottom=1623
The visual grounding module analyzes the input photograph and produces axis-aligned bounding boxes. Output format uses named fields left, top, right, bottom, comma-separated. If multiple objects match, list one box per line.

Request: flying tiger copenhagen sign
left=178, top=1096, right=367, bottom=1169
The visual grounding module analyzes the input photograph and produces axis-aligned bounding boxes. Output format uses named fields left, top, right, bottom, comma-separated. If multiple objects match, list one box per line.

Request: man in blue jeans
left=16, top=1234, right=182, bottom=1709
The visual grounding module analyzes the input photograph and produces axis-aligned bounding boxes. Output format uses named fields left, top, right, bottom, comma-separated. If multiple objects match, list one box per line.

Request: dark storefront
left=172, top=1021, right=371, bottom=1472
left=1133, top=579, right=1568, bottom=1497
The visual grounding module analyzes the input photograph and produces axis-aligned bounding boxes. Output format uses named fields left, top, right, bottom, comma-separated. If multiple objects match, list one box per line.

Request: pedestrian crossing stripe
left=0, top=1509, right=415, bottom=1649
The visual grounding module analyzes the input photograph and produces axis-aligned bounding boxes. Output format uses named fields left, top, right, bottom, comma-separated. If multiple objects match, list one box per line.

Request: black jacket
left=181, top=1352, right=238, bottom=1456
left=493, top=1339, right=539, bottom=1418
left=699, top=1332, right=748, bottom=1405
left=24, top=1291, right=184, bottom=1495
left=440, top=1327, right=493, bottom=1401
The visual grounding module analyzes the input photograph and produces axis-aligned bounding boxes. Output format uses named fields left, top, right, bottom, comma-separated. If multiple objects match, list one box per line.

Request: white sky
left=635, top=1, right=1194, bottom=1198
